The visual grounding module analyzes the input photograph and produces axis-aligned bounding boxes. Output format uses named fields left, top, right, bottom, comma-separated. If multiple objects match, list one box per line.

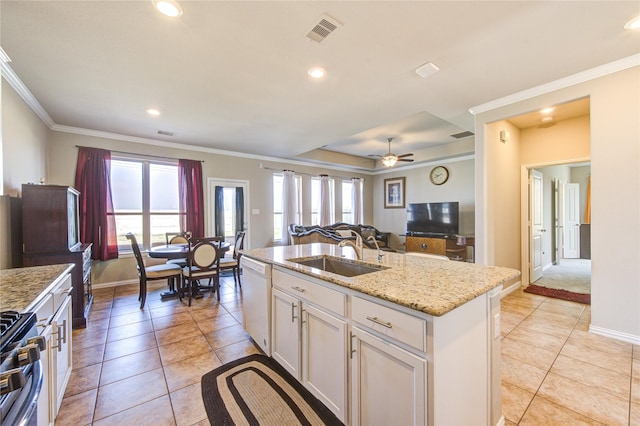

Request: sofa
left=288, top=222, right=392, bottom=250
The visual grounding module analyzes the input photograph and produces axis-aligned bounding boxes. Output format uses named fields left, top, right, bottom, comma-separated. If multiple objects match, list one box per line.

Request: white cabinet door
left=37, top=323, right=54, bottom=426
left=351, top=326, right=426, bottom=426
left=301, top=304, right=347, bottom=423
left=51, top=295, right=73, bottom=418
left=271, top=288, right=301, bottom=379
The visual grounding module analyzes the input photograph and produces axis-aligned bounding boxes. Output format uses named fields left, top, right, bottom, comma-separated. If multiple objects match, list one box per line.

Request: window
left=110, top=158, right=180, bottom=251
left=273, top=173, right=301, bottom=241
left=311, top=177, right=335, bottom=225
left=342, top=180, right=353, bottom=224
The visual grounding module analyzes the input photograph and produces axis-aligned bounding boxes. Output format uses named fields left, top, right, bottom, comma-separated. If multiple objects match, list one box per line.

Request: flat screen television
left=407, top=202, right=459, bottom=236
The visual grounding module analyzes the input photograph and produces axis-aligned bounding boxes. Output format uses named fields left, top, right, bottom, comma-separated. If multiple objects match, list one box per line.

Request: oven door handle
left=10, top=359, right=43, bottom=426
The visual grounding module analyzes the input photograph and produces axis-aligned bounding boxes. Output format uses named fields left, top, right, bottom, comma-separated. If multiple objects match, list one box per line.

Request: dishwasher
left=240, top=257, right=272, bottom=356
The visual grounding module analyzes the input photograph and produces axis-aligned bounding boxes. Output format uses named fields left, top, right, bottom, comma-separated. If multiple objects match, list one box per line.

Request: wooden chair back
left=166, top=232, right=190, bottom=244
left=126, top=233, right=147, bottom=278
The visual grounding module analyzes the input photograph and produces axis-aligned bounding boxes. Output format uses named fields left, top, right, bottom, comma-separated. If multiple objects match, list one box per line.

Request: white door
left=207, top=178, right=249, bottom=244
left=529, top=170, right=545, bottom=283
left=301, top=304, right=347, bottom=422
left=563, top=183, right=581, bottom=258
left=271, top=288, right=301, bottom=379
left=350, top=327, right=426, bottom=426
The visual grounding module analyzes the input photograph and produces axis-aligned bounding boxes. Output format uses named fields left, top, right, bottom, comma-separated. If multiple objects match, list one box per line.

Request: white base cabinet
left=350, top=326, right=426, bottom=426
left=271, top=270, right=348, bottom=423
left=266, top=265, right=501, bottom=426
left=33, top=273, right=73, bottom=426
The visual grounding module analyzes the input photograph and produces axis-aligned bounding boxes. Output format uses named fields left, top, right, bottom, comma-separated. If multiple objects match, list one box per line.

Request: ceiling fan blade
left=367, top=154, right=384, bottom=158
left=398, top=158, right=414, bottom=162
left=397, top=153, right=414, bottom=158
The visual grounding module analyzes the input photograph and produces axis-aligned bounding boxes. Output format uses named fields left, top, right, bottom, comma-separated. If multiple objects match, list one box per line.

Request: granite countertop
left=0, top=264, right=75, bottom=312
left=242, top=244, right=521, bottom=317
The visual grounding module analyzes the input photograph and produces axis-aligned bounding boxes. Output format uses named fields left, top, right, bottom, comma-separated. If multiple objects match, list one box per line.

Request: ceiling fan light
left=382, top=154, right=397, bottom=167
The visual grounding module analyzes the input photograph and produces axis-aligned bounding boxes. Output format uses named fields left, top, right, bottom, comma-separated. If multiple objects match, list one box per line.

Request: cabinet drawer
left=273, top=269, right=346, bottom=317
left=406, top=236, right=446, bottom=255
left=52, top=274, right=73, bottom=313
left=34, top=294, right=54, bottom=330
left=352, top=296, right=426, bottom=352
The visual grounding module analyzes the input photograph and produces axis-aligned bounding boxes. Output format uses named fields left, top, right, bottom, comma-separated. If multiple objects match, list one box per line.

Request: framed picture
left=384, top=177, right=406, bottom=209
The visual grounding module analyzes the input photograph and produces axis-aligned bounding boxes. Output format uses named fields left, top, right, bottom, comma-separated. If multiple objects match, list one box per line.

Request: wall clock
left=430, top=166, right=449, bottom=185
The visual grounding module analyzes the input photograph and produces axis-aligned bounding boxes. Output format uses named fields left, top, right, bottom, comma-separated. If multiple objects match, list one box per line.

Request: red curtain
left=74, top=147, right=119, bottom=261
left=178, top=159, right=205, bottom=238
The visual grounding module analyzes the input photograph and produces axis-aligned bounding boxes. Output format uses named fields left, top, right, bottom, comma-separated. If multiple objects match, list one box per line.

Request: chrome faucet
left=366, top=236, right=384, bottom=263
left=339, top=230, right=363, bottom=260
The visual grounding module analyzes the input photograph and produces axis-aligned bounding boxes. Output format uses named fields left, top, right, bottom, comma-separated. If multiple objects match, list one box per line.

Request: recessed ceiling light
left=308, top=67, right=326, bottom=79
left=147, top=108, right=160, bottom=116
left=153, top=0, right=183, bottom=17
left=540, top=107, right=555, bottom=114
left=624, top=15, right=640, bottom=30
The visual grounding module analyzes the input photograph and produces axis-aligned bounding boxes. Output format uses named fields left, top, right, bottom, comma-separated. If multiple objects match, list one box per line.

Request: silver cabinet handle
left=60, top=319, right=67, bottom=346
left=366, top=316, right=392, bottom=328
left=291, top=286, right=305, bottom=293
left=349, top=332, right=356, bottom=359
left=291, top=302, right=297, bottom=323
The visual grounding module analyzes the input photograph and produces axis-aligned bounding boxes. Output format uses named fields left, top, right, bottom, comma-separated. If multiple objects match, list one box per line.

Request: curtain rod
left=74, top=145, right=204, bottom=163
left=259, top=164, right=364, bottom=181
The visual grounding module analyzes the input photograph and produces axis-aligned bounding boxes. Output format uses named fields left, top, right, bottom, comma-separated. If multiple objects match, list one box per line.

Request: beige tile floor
left=56, top=278, right=639, bottom=425
left=501, top=288, right=640, bottom=425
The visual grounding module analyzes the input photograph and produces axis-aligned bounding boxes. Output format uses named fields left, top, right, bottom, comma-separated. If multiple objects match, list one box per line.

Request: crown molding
left=1, top=62, right=55, bottom=127
left=469, top=54, right=640, bottom=115
left=52, top=124, right=377, bottom=175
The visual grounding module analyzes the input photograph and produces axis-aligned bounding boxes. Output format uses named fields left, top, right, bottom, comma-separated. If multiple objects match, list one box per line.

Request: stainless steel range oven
left=0, top=311, right=45, bottom=426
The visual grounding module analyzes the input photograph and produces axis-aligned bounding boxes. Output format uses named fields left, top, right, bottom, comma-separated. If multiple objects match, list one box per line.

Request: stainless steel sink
left=287, top=255, right=389, bottom=277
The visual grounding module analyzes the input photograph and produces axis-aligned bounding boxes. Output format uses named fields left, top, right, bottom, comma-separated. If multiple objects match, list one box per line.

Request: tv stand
left=406, top=235, right=474, bottom=262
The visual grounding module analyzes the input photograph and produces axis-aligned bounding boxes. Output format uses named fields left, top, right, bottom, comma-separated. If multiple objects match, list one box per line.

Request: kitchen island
left=240, top=243, right=520, bottom=426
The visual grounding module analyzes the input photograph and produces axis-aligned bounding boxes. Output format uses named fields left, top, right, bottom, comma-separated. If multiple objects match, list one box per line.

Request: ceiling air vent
left=450, top=130, right=475, bottom=139
left=157, top=130, right=174, bottom=137
left=306, top=15, right=341, bottom=43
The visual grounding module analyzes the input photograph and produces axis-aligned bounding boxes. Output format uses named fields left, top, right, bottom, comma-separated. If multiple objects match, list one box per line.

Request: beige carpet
left=534, top=259, right=591, bottom=294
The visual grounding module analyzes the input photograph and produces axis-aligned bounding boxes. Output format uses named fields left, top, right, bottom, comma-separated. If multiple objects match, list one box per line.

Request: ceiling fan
left=369, top=138, right=414, bottom=167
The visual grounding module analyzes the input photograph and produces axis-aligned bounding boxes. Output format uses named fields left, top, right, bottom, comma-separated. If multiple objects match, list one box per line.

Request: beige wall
left=476, top=66, right=640, bottom=341
left=4, top=86, right=374, bottom=283
left=2, top=80, right=49, bottom=195
left=373, top=157, right=475, bottom=251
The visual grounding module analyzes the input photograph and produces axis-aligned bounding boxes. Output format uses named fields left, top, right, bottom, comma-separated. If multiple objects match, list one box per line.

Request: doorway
left=527, top=162, right=591, bottom=296
left=208, top=178, right=250, bottom=246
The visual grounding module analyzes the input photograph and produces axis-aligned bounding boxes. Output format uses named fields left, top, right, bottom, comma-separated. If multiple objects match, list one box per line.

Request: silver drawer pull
left=291, top=286, right=305, bottom=293
left=366, top=316, right=392, bottom=328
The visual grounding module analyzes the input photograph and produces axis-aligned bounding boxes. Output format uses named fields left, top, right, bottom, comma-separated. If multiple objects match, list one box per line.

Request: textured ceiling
left=1, top=1, right=638, bottom=170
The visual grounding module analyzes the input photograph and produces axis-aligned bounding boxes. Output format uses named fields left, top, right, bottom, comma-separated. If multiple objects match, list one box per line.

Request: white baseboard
left=92, top=279, right=138, bottom=290
left=589, top=325, right=640, bottom=345
left=501, top=281, right=522, bottom=298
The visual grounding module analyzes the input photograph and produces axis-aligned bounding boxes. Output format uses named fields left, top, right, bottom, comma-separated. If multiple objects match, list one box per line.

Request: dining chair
left=220, top=230, right=246, bottom=287
left=181, top=236, right=223, bottom=306
left=165, top=232, right=191, bottom=268
left=126, top=233, right=182, bottom=309
left=220, top=231, right=246, bottom=287
left=166, top=232, right=190, bottom=244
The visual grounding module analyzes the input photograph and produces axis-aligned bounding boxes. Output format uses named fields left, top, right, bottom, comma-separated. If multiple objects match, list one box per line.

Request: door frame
left=520, top=158, right=590, bottom=286
left=207, top=178, right=250, bottom=247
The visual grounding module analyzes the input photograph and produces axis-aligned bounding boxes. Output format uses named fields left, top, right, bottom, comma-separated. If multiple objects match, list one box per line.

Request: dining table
left=148, top=241, right=231, bottom=299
